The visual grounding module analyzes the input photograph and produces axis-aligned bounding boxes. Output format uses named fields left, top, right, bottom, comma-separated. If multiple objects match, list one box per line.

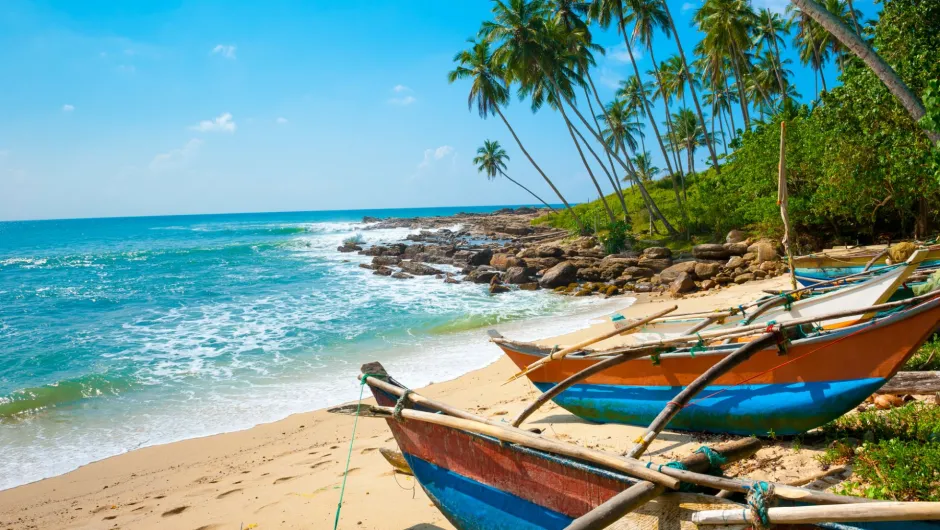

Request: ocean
left=0, top=206, right=631, bottom=491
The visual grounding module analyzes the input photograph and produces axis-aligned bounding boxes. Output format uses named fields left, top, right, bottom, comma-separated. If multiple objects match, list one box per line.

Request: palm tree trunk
left=584, top=71, right=631, bottom=215
left=771, top=39, right=788, bottom=101
left=563, top=115, right=616, bottom=224
left=571, top=120, right=628, bottom=218
left=582, top=81, right=629, bottom=217
left=723, top=78, right=737, bottom=133
left=845, top=0, right=862, bottom=35
left=717, top=109, right=729, bottom=156
left=736, top=46, right=773, bottom=111
left=728, top=45, right=751, bottom=128
left=494, top=106, right=586, bottom=233
left=499, top=170, right=556, bottom=213
left=660, top=0, right=721, bottom=172
left=819, top=62, right=828, bottom=92
left=787, top=0, right=939, bottom=143
left=648, top=46, right=685, bottom=182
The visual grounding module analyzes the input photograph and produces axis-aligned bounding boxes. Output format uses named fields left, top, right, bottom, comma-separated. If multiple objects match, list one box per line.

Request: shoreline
left=0, top=276, right=809, bottom=530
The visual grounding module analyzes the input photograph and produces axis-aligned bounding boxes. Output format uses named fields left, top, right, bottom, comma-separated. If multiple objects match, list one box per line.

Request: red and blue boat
left=491, top=295, right=940, bottom=436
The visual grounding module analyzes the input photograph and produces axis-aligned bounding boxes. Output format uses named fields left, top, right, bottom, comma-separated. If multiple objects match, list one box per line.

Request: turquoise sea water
left=0, top=206, right=629, bottom=490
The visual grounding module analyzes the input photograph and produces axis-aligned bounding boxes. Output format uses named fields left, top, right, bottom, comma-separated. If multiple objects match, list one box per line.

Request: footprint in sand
left=360, top=447, right=377, bottom=454
left=216, top=488, right=243, bottom=499
left=337, top=468, right=360, bottom=477
left=132, top=506, right=147, bottom=512
left=162, top=506, right=189, bottom=517
left=310, top=461, right=330, bottom=470
left=194, top=525, right=224, bottom=530
left=103, top=515, right=117, bottom=520
left=272, top=476, right=297, bottom=485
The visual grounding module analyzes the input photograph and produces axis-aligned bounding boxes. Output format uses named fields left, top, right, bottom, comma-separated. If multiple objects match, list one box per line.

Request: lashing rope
left=393, top=389, right=413, bottom=422
left=746, top=481, right=775, bottom=529
left=694, top=446, right=728, bottom=474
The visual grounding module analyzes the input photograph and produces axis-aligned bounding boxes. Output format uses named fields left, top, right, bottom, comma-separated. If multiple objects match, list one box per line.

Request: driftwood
left=878, top=371, right=940, bottom=394
left=627, top=334, right=779, bottom=459
left=692, top=502, right=940, bottom=525
left=786, top=465, right=848, bottom=487
left=564, top=438, right=761, bottom=530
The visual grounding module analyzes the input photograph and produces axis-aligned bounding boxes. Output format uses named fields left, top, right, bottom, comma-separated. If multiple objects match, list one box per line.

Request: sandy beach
left=0, top=275, right=856, bottom=530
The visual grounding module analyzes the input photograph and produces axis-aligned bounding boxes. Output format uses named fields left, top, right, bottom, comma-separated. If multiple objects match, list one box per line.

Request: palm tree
left=474, top=140, right=557, bottom=212
left=789, top=0, right=938, bottom=144
left=790, top=2, right=830, bottom=97
left=600, top=99, right=644, bottom=157
left=656, top=0, right=721, bottom=172
left=752, top=8, right=790, bottom=101
left=448, top=38, right=586, bottom=232
left=694, top=0, right=756, bottom=129
left=630, top=151, right=660, bottom=234
left=649, top=61, right=686, bottom=180
left=669, top=108, right=718, bottom=184
left=818, top=0, right=861, bottom=73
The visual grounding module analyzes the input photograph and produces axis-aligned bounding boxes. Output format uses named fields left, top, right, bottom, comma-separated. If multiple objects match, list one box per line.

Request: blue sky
left=0, top=0, right=879, bottom=221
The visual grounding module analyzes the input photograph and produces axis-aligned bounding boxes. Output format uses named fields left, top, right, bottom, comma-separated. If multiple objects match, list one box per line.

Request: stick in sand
left=505, top=304, right=678, bottom=383
left=692, top=502, right=940, bottom=525
left=564, top=438, right=762, bottom=530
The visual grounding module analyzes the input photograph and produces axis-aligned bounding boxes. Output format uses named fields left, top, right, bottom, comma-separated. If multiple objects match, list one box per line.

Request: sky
left=0, top=0, right=880, bottom=221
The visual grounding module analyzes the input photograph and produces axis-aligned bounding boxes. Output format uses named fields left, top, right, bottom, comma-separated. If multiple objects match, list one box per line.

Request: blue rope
left=746, top=481, right=775, bottom=529
left=611, top=313, right=625, bottom=322
left=646, top=460, right=692, bottom=491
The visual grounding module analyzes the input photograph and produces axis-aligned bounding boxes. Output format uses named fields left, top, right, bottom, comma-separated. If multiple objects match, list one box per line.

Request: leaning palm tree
left=474, top=140, right=557, bottom=212
left=752, top=8, right=790, bottom=101
left=448, top=38, right=586, bottom=232
left=789, top=0, right=938, bottom=144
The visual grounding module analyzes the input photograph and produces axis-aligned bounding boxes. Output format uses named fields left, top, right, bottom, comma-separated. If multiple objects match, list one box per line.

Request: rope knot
left=693, top=446, right=728, bottom=474
left=747, top=481, right=776, bottom=529
left=393, top=390, right=413, bottom=422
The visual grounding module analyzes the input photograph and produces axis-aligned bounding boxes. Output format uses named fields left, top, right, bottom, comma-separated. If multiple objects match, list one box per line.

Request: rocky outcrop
left=694, top=261, right=721, bottom=279
left=490, top=253, right=524, bottom=271
left=726, top=229, right=746, bottom=244
left=373, top=266, right=394, bottom=276
left=337, top=243, right=362, bottom=252
left=399, top=261, right=443, bottom=276
left=536, top=244, right=564, bottom=258
left=748, top=240, right=779, bottom=264
left=660, top=261, right=698, bottom=283
left=372, top=256, right=402, bottom=267
left=468, top=248, right=493, bottom=266
left=466, top=268, right=500, bottom=284
left=669, top=271, right=696, bottom=295
left=518, top=282, right=540, bottom=291
left=503, top=266, right=532, bottom=285
left=391, top=272, right=413, bottom=279
left=539, top=261, right=578, bottom=289
left=693, top=244, right=730, bottom=260
left=638, top=257, right=672, bottom=272
left=642, top=247, right=672, bottom=260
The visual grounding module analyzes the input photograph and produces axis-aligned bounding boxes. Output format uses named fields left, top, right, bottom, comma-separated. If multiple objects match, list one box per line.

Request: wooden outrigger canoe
left=793, top=244, right=940, bottom=287
left=348, top=365, right=940, bottom=530
left=492, top=295, right=940, bottom=436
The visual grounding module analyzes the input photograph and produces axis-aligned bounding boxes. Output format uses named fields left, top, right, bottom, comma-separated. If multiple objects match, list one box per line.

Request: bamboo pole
left=506, top=305, right=678, bottom=382
left=626, top=333, right=779, bottom=459
left=510, top=348, right=659, bottom=427
left=778, top=121, right=797, bottom=290
left=564, top=438, right=762, bottom=530
left=692, top=502, right=940, bottom=525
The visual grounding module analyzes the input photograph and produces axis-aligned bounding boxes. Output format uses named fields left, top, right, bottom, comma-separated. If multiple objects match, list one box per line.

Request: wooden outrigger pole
left=779, top=121, right=798, bottom=290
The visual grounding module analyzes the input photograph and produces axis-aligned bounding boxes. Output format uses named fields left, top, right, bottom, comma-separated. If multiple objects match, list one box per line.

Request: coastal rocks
left=642, top=247, right=672, bottom=260
left=638, top=257, right=673, bottom=272
left=748, top=240, right=779, bottom=264
left=371, top=256, right=402, bottom=267
left=693, top=244, right=730, bottom=261
left=489, top=283, right=511, bottom=294
left=539, top=261, right=578, bottom=289
left=726, top=229, right=747, bottom=244
left=468, top=248, right=493, bottom=266
left=724, top=242, right=749, bottom=256
left=503, top=266, right=531, bottom=285
left=660, top=261, right=698, bottom=283
left=734, top=273, right=754, bottom=284
left=373, top=266, right=394, bottom=276
left=518, top=282, right=540, bottom=291
left=337, top=242, right=362, bottom=252
left=466, top=268, right=500, bottom=284
left=694, top=261, right=721, bottom=279
left=536, top=244, right=564, bottom=258
left=362, top=216, right=381, bottom=223
left=399, top=261, right=443, bottom=276
left=391, top=272, right=413, bottom=279
left=523, top=257, right=562, bottom=272
left=725, top=256, right=746, bottom=269
left=669, top=271, right=696, bottom=295
left=490, top=253, right=524, bottom=271
left=621, top=266, right=655, bottom=279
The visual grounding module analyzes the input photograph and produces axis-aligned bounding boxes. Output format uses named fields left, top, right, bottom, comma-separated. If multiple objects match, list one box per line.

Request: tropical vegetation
left=448, top=0, right=940, bottom=250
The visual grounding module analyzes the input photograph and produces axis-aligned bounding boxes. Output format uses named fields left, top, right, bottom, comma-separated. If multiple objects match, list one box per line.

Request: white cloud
left=190, top=112, right=236, bottom=133
left=681, top=2, right=696, bottom=12
left=211, top=44, right=237, bottom=59
left=393, top=84, right=412, bottom=93
left=388, top=95, right=416, bottom=106
left=62, top=104, right=75, bottom=112
left=606, top=43, right=642, bottom=63
left=418, top=145, right=455, bottom=169
left=149, top=138, right=202, bottom=173
left=276, top=117, right=288, bottom=124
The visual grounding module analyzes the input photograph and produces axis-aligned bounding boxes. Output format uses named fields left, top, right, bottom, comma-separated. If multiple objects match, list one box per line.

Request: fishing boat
left=348, top=364, right=940, bottom=530
left=492, top=294, right=940, bottom=436
left=793, top=244, right=940, bottom=286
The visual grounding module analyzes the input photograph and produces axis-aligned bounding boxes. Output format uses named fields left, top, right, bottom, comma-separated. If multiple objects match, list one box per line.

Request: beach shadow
left=530, top=414, right=600, bottom=425
left=404, top=525, right=447, bottom=530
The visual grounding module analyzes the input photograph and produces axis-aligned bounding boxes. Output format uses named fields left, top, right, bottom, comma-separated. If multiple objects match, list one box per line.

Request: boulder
left=642, top=247, right=672, bottom=260
left=443, top=275, right=461, bottom=284
left=523, top=257, right=562, bottom=271
left=490, top=253, right=524, bottom=271
left=361, top=245, right=388, bottom=257
left=759, top=261, right=778, bottom=272
left=748, top=240, right=779, bottom=264
left=725, top=256, right=746, bottom=269
left=634, top=282, right=654, bottom=293
left=373, top=266, right=394, bottom=276
left=694, top=261, right=721, bottom=279
left=693, top=244, right=730, bottom=260
left=577, top=236, right=599, bottom=249
left=601, top=255, right=639, bottom=267
left=489, top=283, right=511, bottom=294
left=372, top=256, right=402, bottom=267
left=468, top=248, right=494, bottom=266
left=494, top=225, right=531, bottom=236
left=503, top=266, right=531, bottom=285
left=726, top=229, right=747, bottom=244
left=714, top=273, right=732, bottom=284
left=660, top=261, right=698, bottom=283
left=577, top=248, right=606, bottom=258
left=536, top=244, right=564, bottom=258
left=734, top=273, right=754, bottom=284
left=384, top=243, right=407, bottom=256
left=391, top=272, right=413, bottom=279
left=399, top=261, right=443, bottom=276
left=638, top=257, right=673, bottom=271
left=402, top=244, right=426, bottom=259
left=451, top=250, right=473, bottom=264
left=539, top=261, right=578, bottom=289
left=358, top=263, right=375, bottom=270
left=517, top=247, right=539, bottom=259
left=518, top=282, right=540, bottom=291
left=701, top=279, right=716, bottom=290
left=752, top=270, right=767, bottom=279
left=724, top=242, right=749, bottom=256
left=669, top=271, right=696, bottom=295
left=577, top=267, right=603, bottom=282
left=337, top=243, right=362, bottom=253
left=621, top=266, right=655, bottom=279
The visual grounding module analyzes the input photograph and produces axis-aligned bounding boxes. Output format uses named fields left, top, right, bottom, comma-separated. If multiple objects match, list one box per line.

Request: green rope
left=689, top=333, right=705, bottom=357
left=646, top=460, right=693, bottom=491
left=333, top=375, right=376, bottom=530
left=694, top=446, right=728, bottom=474
left=650, top=353, right=661, bottom=366
left=611, top=313, right=625, bottom=322
left=782, top=293, right=795, bottom=311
